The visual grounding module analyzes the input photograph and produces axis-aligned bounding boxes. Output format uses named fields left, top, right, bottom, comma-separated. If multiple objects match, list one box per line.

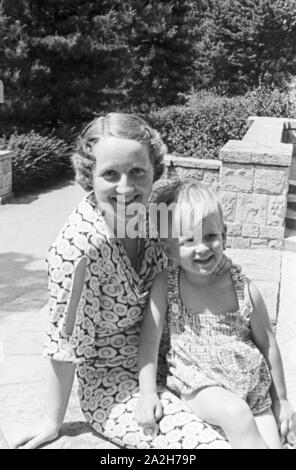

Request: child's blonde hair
left=153, top=178, right=226, bottom=237
left=72, top=113, right=167, bottom=191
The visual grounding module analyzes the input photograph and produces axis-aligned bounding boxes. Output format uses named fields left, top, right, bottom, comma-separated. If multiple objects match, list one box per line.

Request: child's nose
left=194, top=242, right=209, bottom=253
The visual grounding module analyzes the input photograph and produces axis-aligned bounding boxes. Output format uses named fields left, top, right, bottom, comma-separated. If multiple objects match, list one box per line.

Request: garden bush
left=150, top=85, right=296, bottom=159
left=8, top=131, right=74, bottom=194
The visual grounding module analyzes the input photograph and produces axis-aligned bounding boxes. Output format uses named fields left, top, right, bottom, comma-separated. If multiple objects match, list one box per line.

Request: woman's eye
left=206, top=233, right=218, bottom=241
left=101, top=170, right=118, bottom=180
left=131, top=168, right=145, bottom=176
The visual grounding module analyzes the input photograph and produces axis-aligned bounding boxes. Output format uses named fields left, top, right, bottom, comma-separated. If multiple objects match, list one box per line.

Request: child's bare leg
left=254, top=408, right=281, bottom=449
left=182, top=386, right=269, bottom=449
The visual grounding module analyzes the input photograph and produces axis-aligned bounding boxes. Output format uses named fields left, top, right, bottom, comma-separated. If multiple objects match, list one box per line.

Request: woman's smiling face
left=92, top=136, right=154, bottom=224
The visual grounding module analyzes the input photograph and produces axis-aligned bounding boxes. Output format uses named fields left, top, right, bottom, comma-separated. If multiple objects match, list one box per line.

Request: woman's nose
left=116, top=175, right=134, bottom=194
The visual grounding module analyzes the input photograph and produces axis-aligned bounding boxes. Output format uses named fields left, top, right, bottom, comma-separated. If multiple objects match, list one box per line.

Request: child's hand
left=272, top=399, right=295, bottom=436
left=11, top=416, right=61, bottom=449
left=214, top=254, right=241, bottom=276
left=135, top=392, right=163, bottom=427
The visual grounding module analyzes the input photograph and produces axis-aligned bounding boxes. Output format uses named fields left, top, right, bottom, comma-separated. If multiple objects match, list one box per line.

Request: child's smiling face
left=168, top=211, right=225, bottom=276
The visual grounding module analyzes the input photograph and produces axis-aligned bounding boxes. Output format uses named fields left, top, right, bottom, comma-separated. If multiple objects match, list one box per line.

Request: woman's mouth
left=193, top=255, right=214, bottom=265
left=111, top=194, right=140, bottom=205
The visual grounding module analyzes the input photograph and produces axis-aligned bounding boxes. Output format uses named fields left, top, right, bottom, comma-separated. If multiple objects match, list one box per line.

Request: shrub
left=8, top=131, right=74, bottom=194
left=150, top=85, right=296, bottom=160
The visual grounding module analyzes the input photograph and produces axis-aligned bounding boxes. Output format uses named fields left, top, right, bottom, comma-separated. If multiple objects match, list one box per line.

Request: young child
left=135, top=179, right=294, bottom=449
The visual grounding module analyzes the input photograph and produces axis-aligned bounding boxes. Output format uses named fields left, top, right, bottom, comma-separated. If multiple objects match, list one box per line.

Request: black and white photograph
left=0, top=0, right=296, bottom=451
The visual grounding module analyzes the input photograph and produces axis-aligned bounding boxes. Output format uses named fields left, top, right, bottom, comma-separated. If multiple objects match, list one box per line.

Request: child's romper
left=165, top=259, right=272, bottom=415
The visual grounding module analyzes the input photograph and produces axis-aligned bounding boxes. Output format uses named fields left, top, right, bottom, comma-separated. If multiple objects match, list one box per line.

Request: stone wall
left=162, top=155, right=221, bottom=188
left=283, top=119, right=296, bottom=180
left=0, top=150, right=13, bottom=204
left=163, top=116, right=295, bottom=248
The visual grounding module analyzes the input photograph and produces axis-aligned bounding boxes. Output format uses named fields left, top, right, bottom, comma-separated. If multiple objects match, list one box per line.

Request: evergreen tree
left=195, top=0, right=296, bottom=94
left=122, top=0, right=201, bottom=110
left=0, top=0, right=201, bottom=126
left=2, top=0, right=132, bottom=125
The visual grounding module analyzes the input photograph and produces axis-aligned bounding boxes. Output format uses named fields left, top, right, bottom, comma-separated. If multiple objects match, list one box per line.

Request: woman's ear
left=160, top=239, right=172, bottom=256
left=222, top=224, right=227, bottom=250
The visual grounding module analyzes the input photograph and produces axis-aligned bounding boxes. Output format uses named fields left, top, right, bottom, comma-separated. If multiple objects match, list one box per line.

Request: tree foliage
left=0, top=0, right=200, bottom=127
left=1, top=0, right=296, bottom=131
left=194, top=0, right=296, bottom=93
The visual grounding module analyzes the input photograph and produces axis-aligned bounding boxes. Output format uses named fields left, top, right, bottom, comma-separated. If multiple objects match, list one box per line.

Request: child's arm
left=134, top=270, right=168, bottom=427
left=249, top=281, right=294, bottom=436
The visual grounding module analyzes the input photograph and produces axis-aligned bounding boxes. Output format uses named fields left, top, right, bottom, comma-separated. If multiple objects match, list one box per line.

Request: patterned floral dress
left=43, top=192, right=230, bottom=449
left=165, top=259, right=272, bottom=415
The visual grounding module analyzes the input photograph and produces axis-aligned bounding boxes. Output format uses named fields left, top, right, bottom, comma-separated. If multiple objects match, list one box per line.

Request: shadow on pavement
left=42, top=421, right=120, bottom=449
left=9, top=179, right=75, bottom=205
left=0, top=252, right=47, bottom=308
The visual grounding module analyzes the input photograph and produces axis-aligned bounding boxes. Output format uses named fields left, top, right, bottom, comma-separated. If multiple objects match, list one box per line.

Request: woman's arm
left=214, top=253, right=241, bottom=276
left=0, top=426, right=10, bottom=449
left=249, top=281, right=294, bottom=435
left=135, top=270, right=168, bottom=426
left=45, top=359, right=76, bottom=426
left=13, top=360, right=76, bottom=449
left=13, top=257, right=87, bottom=449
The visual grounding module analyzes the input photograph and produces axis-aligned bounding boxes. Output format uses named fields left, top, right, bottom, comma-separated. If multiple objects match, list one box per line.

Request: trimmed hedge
left=3, top=84, right=296, bottom=194
left=150, top=86, right=296, bottom=159
left=8, top=131, right=74, bottom=194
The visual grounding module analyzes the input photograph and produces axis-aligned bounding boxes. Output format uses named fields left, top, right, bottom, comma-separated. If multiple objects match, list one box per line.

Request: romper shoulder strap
left=166, top=257, right=185, bottom=332
left=166, top=257, right=180, bottom=305
left=230, top=266, right=253, bottom=320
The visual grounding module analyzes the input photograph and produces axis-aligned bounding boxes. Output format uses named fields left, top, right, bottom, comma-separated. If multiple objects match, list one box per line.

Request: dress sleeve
left=43, top=231, right=90, bottom=363
left=154, top=239, right=168, bottom=274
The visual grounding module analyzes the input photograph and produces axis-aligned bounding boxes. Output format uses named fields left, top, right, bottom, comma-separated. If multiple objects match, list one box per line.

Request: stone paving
left=0, top=181, right=295, bottom=449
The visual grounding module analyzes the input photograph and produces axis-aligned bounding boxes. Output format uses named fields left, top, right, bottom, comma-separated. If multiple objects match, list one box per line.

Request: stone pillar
left=0, top=150, right=13, bottom=204
left=219, top=117, right=293, bottom=249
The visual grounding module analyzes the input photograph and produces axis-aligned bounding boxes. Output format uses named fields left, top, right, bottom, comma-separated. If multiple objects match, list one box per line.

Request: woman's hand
left=134, top=392, right=163, bottom=427
left=0, top=426, right=10, bottom=449
left=11, top=417, right=61, bottom=449
left=214, top=253, right=241, bottom=276
left=272, top=399, right=295, bottom=436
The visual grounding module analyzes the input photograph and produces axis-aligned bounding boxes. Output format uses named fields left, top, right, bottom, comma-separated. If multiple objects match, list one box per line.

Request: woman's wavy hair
left=72, top=113, right=167, bottom=191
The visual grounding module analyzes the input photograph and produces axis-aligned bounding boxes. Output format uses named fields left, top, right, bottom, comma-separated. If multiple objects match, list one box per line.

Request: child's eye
left=180, top=237, right=194, bottom=246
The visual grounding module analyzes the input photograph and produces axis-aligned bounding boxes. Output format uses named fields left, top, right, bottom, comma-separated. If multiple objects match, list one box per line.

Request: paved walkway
left=0, top=181, right=295, bottom=449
